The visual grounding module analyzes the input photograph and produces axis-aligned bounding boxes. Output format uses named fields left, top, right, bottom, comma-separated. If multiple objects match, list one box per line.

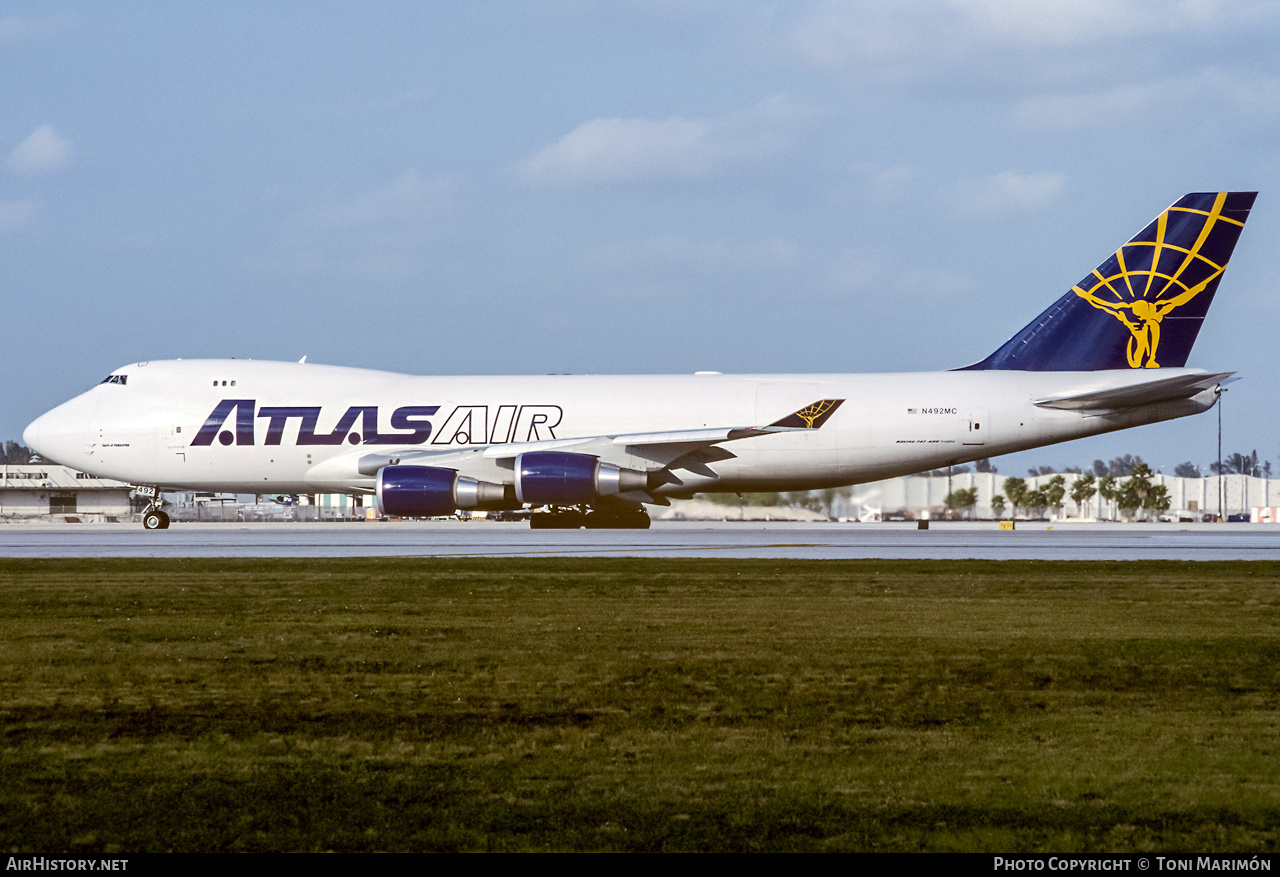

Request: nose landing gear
left=142, top=508, right=170, bottom=530
left=135, top=485, right=170, bottom=530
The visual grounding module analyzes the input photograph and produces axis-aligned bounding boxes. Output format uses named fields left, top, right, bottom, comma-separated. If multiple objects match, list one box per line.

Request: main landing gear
left=529, top=507, right=651, bottom=530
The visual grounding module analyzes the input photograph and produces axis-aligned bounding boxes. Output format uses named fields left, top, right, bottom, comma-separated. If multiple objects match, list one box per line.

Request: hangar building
left=0, top=465, right=135, bottom=522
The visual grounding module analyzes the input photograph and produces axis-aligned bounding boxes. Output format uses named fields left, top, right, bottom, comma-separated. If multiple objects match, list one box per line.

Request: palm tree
left=1044, top=475, right=1067, bottom=519
left=1098, top=476, right=1118, bottom=521
left=1070, top=474, right=1097, bottom=519
left=1117, top=464, right=1155, bottom=520
left=1003, top=477, right=1028, bottom=519
left=991, top=494, right=1007, bottom=520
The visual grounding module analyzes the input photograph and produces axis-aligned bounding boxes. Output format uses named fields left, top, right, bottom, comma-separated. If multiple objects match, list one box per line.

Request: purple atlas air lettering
left=192, top=399, right=256, bottom=446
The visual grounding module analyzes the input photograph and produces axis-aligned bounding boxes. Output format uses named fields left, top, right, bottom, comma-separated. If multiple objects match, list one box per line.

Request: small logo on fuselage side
left=768, top=399, right=844, bottom=430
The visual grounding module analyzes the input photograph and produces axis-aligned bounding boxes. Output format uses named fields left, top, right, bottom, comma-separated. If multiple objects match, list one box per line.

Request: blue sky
left=3, top=1, right=1277, bottom=477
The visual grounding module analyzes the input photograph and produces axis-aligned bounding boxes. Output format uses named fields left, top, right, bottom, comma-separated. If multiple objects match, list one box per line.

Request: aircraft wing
left=1033, top=372, right=1232, bottom=412
left=349, top=399, right=845, bottom=482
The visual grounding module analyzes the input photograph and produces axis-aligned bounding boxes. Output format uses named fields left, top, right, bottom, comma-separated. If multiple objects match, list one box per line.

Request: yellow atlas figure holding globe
left=1073, top=277, right=1218, bottom=368
left=1070, top=193, right=1241, bottom=368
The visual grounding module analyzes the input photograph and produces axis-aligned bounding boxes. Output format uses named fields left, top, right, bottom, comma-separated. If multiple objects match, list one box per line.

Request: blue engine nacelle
left=513, top=451, right=648, bottom=505
left=376, top=465, right=506, bottom=517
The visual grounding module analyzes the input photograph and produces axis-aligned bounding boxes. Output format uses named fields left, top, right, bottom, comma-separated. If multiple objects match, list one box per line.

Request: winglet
left=768, top=399, right=844, bottom=429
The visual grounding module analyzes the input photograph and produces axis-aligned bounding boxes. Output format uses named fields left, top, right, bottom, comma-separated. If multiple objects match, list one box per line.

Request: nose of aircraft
left=23, top=396, right=94, bottom=466
left=24, top=409, right=67, bottom=464
left=22, top=417, right=40, bottom=454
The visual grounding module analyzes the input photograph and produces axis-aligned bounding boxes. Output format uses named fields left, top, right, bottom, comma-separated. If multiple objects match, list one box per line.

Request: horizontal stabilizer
left=1033, top=371, right=1232, bottom=411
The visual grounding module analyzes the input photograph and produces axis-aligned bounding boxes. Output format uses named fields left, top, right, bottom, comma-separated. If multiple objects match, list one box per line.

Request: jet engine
left=513, top=451, right=648, bottom=504
left=376, top=465, right=506, bottom=517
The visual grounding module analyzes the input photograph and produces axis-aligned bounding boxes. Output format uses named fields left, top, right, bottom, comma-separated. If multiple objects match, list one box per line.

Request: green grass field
left=1, top=557, right=1278, bottom=852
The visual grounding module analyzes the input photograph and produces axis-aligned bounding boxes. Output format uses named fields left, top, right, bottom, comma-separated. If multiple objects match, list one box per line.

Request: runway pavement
left=2, top=520, right=1279, bottom=560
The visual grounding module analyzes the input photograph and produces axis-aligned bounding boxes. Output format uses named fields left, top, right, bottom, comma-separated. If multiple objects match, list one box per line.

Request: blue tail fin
left=963, top=192, right=1256, bottom=371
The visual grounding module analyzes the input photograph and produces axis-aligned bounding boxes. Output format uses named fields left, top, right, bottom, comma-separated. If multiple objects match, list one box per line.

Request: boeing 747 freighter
left=24, top=192, right=1256, bottom=529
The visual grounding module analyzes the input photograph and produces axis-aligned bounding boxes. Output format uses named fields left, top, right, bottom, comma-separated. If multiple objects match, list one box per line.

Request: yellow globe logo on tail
left=1072, top=192, right=1245, bottom=368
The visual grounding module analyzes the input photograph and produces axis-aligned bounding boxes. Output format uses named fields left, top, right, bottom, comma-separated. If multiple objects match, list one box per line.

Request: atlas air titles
left=191, top=400, right=566, bottom=448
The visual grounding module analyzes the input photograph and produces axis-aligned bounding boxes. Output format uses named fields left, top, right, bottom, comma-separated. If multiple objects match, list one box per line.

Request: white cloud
left=850, top=163, right=914, bottom=200
left=515, top=96, right=807, bottom=186
left=7, top=125, right=73, bottom=177
left=1012, top=68, right=1280, bottom=132
left=579, top=233, right=803, bottom=276
left=0, top=200, right=39, bottom=234
left=544, top=0, right=727, bottom=29
left=1014, top=81, right=1178, bottom=132
left=826, top=246, right=974, bottom=298
left=772, top=0, right=1280, bottom=88
left=948, top=171, right=1066, bottom=219
left=306, top=170, right=456, bottom=229
left=827, top=247, right=886, bottom=291
left=957, top=0, right=1280, bottom=45
left=955, top=0, right=1179, bottom=46
left=897, top=266, right=976, bottom=298
left=0, top=15, right=79, bottom=51
left=780, top=2, right=935, bottom=82
left=251, top=171, right=465, bottom=279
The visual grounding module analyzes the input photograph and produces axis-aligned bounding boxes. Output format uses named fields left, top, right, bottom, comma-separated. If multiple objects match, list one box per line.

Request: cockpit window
left=100, top=374, right=128, bottom=386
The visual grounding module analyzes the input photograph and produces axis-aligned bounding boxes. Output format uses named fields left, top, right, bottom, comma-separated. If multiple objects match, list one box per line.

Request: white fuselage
left=24, top=359, right=1218, bottom=496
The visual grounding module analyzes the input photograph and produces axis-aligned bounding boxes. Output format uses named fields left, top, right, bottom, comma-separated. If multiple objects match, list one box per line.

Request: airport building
left=0, top=464, right=372, bottom=523
left=165, top=491, right=370, bottom=522
left=0, top=465, right=135, bottom=521
left=2, top=463, right=1276, bottom=524
left=840, top=471, right=1279, bottom=522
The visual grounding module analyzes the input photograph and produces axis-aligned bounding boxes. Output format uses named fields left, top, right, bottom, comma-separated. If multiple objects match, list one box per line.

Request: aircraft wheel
left=530, top=511, right=587, bottom=529
left=142, top=510, right=170, bottom=531
left=585, top=511, right=651, bottom=529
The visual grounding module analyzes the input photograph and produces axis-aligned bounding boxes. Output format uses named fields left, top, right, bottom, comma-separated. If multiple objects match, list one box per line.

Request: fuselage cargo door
left=962, top=409, right=989, bottom=446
